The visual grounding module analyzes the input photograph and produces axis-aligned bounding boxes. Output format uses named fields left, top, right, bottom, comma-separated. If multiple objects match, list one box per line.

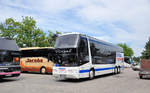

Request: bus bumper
left=0, top=71, right=21, bottom=78
left=53, top=74, right=79, bottom=80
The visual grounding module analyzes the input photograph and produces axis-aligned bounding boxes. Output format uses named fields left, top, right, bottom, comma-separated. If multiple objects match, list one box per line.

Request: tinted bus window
left=78, top=37, right=89, bottom=65
left=55, top=34, right=79, bottom=48
left=90, top=40, right=116, bottom=64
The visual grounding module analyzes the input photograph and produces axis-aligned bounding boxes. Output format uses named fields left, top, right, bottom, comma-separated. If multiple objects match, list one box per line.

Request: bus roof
left=59, top=33, right=123, bottom=52
left=0, top=38, right=19, bottom=51
left=20, top=47, right=54, bottom=50
left=60, top=32, right=80, bottom=36
left=88, top=36, right=123, bottom=52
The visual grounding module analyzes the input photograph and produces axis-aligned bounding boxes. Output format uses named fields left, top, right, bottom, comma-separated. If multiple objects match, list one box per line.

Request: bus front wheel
left=40, top=67, right=46, bottom=74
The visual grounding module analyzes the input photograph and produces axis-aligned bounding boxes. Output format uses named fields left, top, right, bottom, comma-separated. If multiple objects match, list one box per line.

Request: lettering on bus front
left=26, top=58, right=43, bottom=63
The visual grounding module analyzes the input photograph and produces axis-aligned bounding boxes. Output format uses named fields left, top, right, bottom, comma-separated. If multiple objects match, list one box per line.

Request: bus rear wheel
left=89, top=70, right=95, bottom=80
left=40, top=67, right=46, bottom=74
left=114, top=67, right=118, bottom=74
left=118, top=67, right=121, bottom=74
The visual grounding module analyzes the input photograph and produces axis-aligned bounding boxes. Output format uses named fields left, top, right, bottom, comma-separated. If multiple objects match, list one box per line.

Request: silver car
left=131, top=63, right=141, bottom=71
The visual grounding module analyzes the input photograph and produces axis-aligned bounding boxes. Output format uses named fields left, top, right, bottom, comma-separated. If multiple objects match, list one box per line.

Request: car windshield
left=54, top=34, right=79, bottom=48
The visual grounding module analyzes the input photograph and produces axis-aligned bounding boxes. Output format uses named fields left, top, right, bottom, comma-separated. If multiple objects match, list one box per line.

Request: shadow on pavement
left=21, top=72, right=52, bottom=75
left=56, top=73, right=116, bottom=83
left=0, top=77, right=20, bottom=83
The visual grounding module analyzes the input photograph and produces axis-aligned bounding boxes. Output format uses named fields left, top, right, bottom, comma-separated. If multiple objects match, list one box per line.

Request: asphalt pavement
left=0, top=68, right=150, bottom=93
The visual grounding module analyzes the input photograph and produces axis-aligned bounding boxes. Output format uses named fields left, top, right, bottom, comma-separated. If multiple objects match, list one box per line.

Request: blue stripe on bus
left=79, top=67, right=115, bottom=73
left=79, top=69, right=90, bottom=73
left=95, top=67, right=115, bottom=71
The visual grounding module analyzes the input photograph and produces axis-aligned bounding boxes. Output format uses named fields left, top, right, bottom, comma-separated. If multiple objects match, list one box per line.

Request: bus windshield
left=54, top=34, right=79, bottom=48
left=53, top=48, right=79, bottom=66
left=54, top=54, right=79, bottom=66
left=53, top=36, right=89, bottom=67
left=0, top=38, right=20, bottom=63
left=0, top=50, right=20, bottom=63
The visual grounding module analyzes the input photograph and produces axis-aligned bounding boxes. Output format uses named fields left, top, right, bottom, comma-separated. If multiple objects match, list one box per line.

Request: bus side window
left=78, top=37, right=89, bottom=64
left=90, top=41, right=103, bottom=64
left=48, top=53, right=53, bottom=62
left=90, top=39, right=118, bottom=65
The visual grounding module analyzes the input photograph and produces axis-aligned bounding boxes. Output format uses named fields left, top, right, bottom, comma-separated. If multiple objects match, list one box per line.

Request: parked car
left=131, top=63, right=141, bottom=71
left=139, top=59, right=150, bottom=79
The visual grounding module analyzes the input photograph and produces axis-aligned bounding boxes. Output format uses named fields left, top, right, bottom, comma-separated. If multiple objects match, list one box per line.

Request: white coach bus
left=53, top=33, right=124, bottom=79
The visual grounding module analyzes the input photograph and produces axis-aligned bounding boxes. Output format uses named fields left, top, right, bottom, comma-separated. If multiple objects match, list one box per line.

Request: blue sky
left=0, top=0, right=150, bottom=56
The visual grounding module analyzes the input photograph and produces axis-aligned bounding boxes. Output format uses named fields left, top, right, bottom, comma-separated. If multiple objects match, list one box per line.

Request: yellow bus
left=20, top=47, right=54, bottom=74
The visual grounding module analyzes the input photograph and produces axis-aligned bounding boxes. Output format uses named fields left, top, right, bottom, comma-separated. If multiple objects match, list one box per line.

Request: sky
left=0, top=0, right=150, bottom=57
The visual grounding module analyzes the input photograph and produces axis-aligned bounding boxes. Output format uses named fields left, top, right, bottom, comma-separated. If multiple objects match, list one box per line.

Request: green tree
left=141, top=37, right=150, bottom=59
left=16, top=17, right=49, bottom=47
left=47, top=30, right=61, bottom=47
left=0, top=17, right=47, bottom=47
left=0, top=18, right=20, bottom=39
left=0, top=16, right=61, bottom=48
left=117, top=43, right=134, bottom=57
left=133, top=56, right=140, bottom=63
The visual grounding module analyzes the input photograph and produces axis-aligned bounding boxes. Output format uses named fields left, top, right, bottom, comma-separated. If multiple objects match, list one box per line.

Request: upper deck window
left=54, top=34, right=79, bottom=48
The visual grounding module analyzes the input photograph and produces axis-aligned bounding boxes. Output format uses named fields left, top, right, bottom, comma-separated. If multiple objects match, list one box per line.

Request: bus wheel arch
left=40, top=66, right=47, bottom=74
left=89, top=68, right=95, bottom=80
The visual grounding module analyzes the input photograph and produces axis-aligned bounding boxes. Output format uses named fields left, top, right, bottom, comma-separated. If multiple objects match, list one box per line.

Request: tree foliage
left=117, top=43, right=134, bottom=57
left=0, top=16, right=60, bottom=48
left=141, top=37, right=150, bottom=59
left=132, top=56, right=140, bottom=63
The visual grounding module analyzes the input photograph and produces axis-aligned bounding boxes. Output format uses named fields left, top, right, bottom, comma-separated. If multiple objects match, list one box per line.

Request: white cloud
left=76, top=0, right=150, bottom=56
left=95, top=36, right=112, bottom=42
left=0, top=0, right=150, bottom=56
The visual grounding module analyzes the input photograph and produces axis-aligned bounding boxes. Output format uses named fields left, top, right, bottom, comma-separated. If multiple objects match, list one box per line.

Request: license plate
left=59, top=75, right=66, bottom=79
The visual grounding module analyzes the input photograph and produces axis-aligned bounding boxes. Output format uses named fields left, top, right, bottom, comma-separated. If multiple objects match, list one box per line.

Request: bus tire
left=114, top=67, right=118, bottom=74
left=118, top=67, right=121, bottom=74
left=89, top=69, right=95, bottom=80
left=40, top=67, right=46, bottom=74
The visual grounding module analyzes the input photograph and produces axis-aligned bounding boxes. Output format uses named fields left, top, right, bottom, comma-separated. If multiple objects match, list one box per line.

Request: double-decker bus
left=52, top=33, right=124, bottom=79
left=20, top=47, right=54, bottom=74
left=0, top=38, right=20, bottom=79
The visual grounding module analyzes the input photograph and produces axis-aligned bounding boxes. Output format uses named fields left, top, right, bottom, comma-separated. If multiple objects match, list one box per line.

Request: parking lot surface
left=0, top=68, right=150, bottom=93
